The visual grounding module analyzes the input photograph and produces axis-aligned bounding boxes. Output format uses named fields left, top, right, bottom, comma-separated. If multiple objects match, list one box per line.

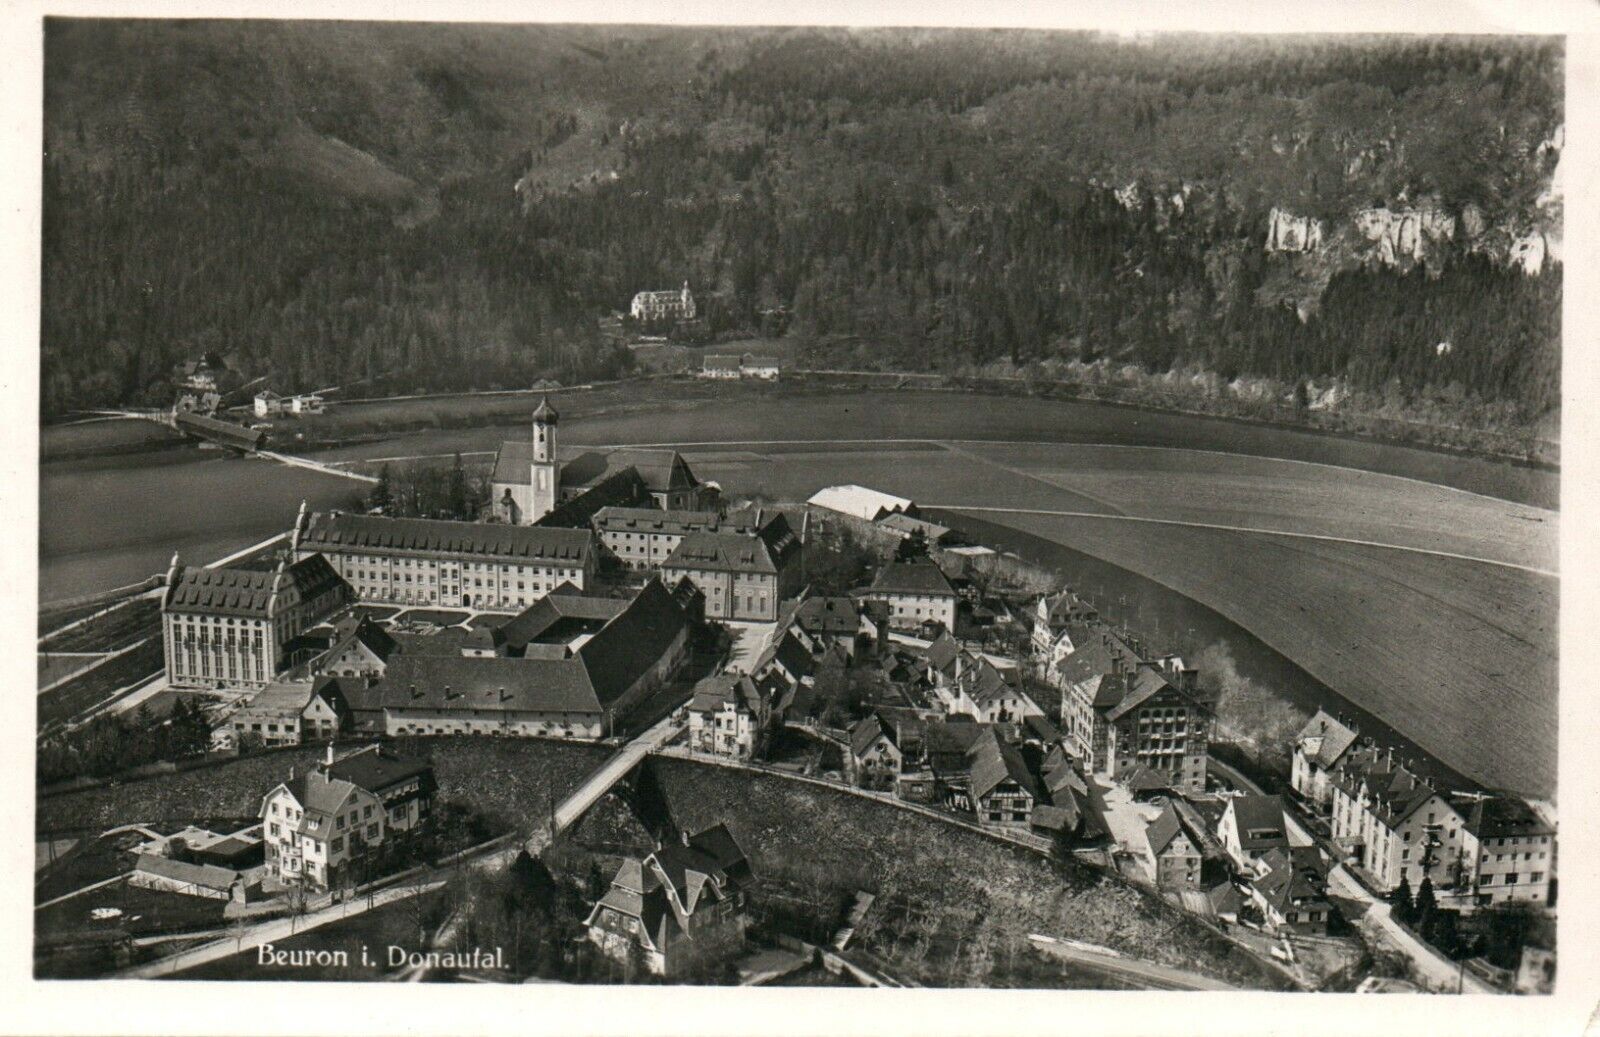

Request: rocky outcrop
left=1351, top=205, right=1456, bottom=266
left=1265, top=208, right=1324, bottom=253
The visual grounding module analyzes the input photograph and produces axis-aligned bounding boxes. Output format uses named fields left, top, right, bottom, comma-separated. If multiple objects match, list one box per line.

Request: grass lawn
left=37, top=877, right=229, bottom=940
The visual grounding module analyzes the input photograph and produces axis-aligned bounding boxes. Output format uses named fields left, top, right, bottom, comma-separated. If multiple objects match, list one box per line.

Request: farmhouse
left=162, top=552, right=351, bottom=690
left=292, top=505, right=596, bottom=610
left=253, top=390, right=285, bottom=417
left=585, top=825, right=751, bottom=978
left=1146, top=801, right=1204, bottom=891
left=490, top=398, right=706, bottom=524
left=229, top=678, right=353, bottom=747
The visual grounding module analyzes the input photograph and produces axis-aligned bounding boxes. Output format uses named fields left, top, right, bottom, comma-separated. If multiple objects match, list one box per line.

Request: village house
left=258, top=745, right=434, bottom=891
left=348, top=579, right=697, bottom=739
left=661, top=513, right=803, bottom=622
left=868, top=560, right=958, bottom=632
left=253, top=390, right=285, bottom=418
left=699, top=354, right=743, bottom=380
left=1146, top=801, right=1204, bottom=890
left=594, top=506, right=757, bottom=571
left=687, top=673, right=773, bottom=759
left=752, top=630, right=815, bottom=688
left=788, top=594, right=886, bottom=661
left=585, top=824, right=751, bottom=978
left=162, top=552, right=351, bottom=690
left=490, top=398, right=706, bottom=525
left=966, top=726, right=1039, bottom=828
left=848, top=712, right=907, bottom=790
left=1247, top=846, right=1334, bottom=936
left=1290, top=709, right=1362, bottom=813
left=1218, top=794, right=1292, bottom=872
left=317, top=616, right=400, bottom=680
left=293, top=504, right=597, bottom=611
left=1030, top=590, right=1100, bottom=673
left=739, top=355, right=780, bottom=380
left=876, top=511, right=954, bottom=547
left=630, top=282, right=697, bottom=324
left=229, top=677, right=353, bottom=747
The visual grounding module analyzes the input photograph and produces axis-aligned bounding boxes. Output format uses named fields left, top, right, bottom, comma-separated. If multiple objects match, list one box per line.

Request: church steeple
left=529, top=395, right=559, bottom=521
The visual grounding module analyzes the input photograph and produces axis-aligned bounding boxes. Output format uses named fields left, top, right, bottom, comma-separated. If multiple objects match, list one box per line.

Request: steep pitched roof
left=1252, top=846, right=1329, bottom=914
left=1457, top=796, right=1555, bottom=840
left=1146, top=802, right=1190, bottom=857
left=325, top=745, right=434, bottom=798
left=757, top=631, right=815, bottom=682
left=1226, top=794, right=1289, bottom=852
left=1294, top=709, right=1360, bottom=770
left=495, top=587, right=627, bottom=654
left=594, top=506, right=754, bottom=537
left=967, top=728, right=1039, bottom=802
left=689, top=673, right=764, bottom=715
left=871, top=561, right=956, bottom=598
left=850, top=714, right=891, bottom=757
left=536, top=467, right=652, bottom=529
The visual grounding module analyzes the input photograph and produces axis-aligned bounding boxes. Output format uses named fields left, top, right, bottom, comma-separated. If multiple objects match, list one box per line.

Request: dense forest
left=42, top=23, right=1561, bottom=433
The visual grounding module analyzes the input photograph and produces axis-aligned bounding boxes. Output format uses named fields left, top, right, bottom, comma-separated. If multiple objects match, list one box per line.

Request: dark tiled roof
left=326, top=745, right=434, bottom=798
left=871, top=561, right=956, bottom=598
left=968, top=728, right=1039, bottom=802
left=595, top=507, right=753, bottom=537
left=793, top=596, right=861, bottom=635
left=1146, top=802, right=1189, bottom=857
left=850, top=714, right=890, bottom=757
left=495, top=587, right=627, bottom=654
left=689, top=673, right=763, bottom=715
left=1457, top=796, right=1554, bottom=840
left=536, top=468, right=651, bottom=529
left=663, top=514, right=800, bottom=576
left=1227, top=794, right=1289, bottom=851
left=300, top=511, right=593, bottom=564
left=166, top=554, right=346, bottom=620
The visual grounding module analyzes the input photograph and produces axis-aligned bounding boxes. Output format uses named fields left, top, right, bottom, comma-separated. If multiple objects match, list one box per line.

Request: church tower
left=529, top=395, right=560, bottom=522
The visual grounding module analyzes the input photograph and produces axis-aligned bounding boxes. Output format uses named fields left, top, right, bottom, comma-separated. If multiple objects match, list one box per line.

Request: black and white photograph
left=13, top=1, right=1591, bottom=1031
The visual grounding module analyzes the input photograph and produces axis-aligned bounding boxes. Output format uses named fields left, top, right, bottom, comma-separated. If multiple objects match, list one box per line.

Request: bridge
left=526, top=712, right=686, bottom=854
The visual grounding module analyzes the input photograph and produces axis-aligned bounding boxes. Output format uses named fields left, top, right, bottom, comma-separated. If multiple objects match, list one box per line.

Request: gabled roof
left=492, top=441, right=699, bottom=496
left=871, top=561, right=956, bottom=598
left=793, top=595, right=862, bottom=636
left=299, top=511, right=592, bottom=564
left=325, top=745, right=434, bottom=798
left=326, top=616, right=398, bottom=664
left=689, top=673, right=764, bottom=715
left=1226, top=794, right=1289, bottom=851
left=133, top=853, right=241, bottom=891
left=1105, top=667, right=1189, bottom=722
left=663, top=514, right=800, bottom=576
left=233, top=681, right=316, bottom=720
left=878, top=512, right=952, bottom=542
left=1294, top=709, right=1360, bottom=770
left=1456, top=796, right=1555, bottom=840
left=536, top=467, right=652, bottom=529
left=1252, top=846, right=1329, bottom=914
left=923, top=632, right=963, bottom=675
left=756, top=631, right=815, bottom=682
left=703, top=354, right=742, bottom=371
left=1146, top=802, right=1191, bottom=857
left=850, top=714, right=892, bottom=757
left=495, top=586, right=627, bottom=654
left=967, top=728, right=1039, bottom=802
left=594, top=506, right=754, bottom=537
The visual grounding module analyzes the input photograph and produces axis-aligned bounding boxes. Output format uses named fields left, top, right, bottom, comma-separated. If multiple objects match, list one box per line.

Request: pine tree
left=1392, top=874, right=1415, bottom=925
left=1415, top=874, right=1438, bottom=924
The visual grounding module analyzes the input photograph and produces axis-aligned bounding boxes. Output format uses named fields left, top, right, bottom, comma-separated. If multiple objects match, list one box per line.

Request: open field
left=958, top=511, right=1554, bottom=798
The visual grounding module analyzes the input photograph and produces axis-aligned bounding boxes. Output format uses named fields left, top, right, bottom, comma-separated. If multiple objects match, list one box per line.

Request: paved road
left=1028, top=934, right=1236, bottom=991
left=118, top=880, right=447, bottom=978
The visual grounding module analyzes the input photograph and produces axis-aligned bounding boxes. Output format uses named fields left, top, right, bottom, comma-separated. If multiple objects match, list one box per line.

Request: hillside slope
left=43, top=23, right=1561, bottom=439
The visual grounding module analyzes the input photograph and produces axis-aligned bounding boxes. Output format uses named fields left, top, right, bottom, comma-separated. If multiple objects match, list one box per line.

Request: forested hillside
left=42, top=22, right=1561, bottom=437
